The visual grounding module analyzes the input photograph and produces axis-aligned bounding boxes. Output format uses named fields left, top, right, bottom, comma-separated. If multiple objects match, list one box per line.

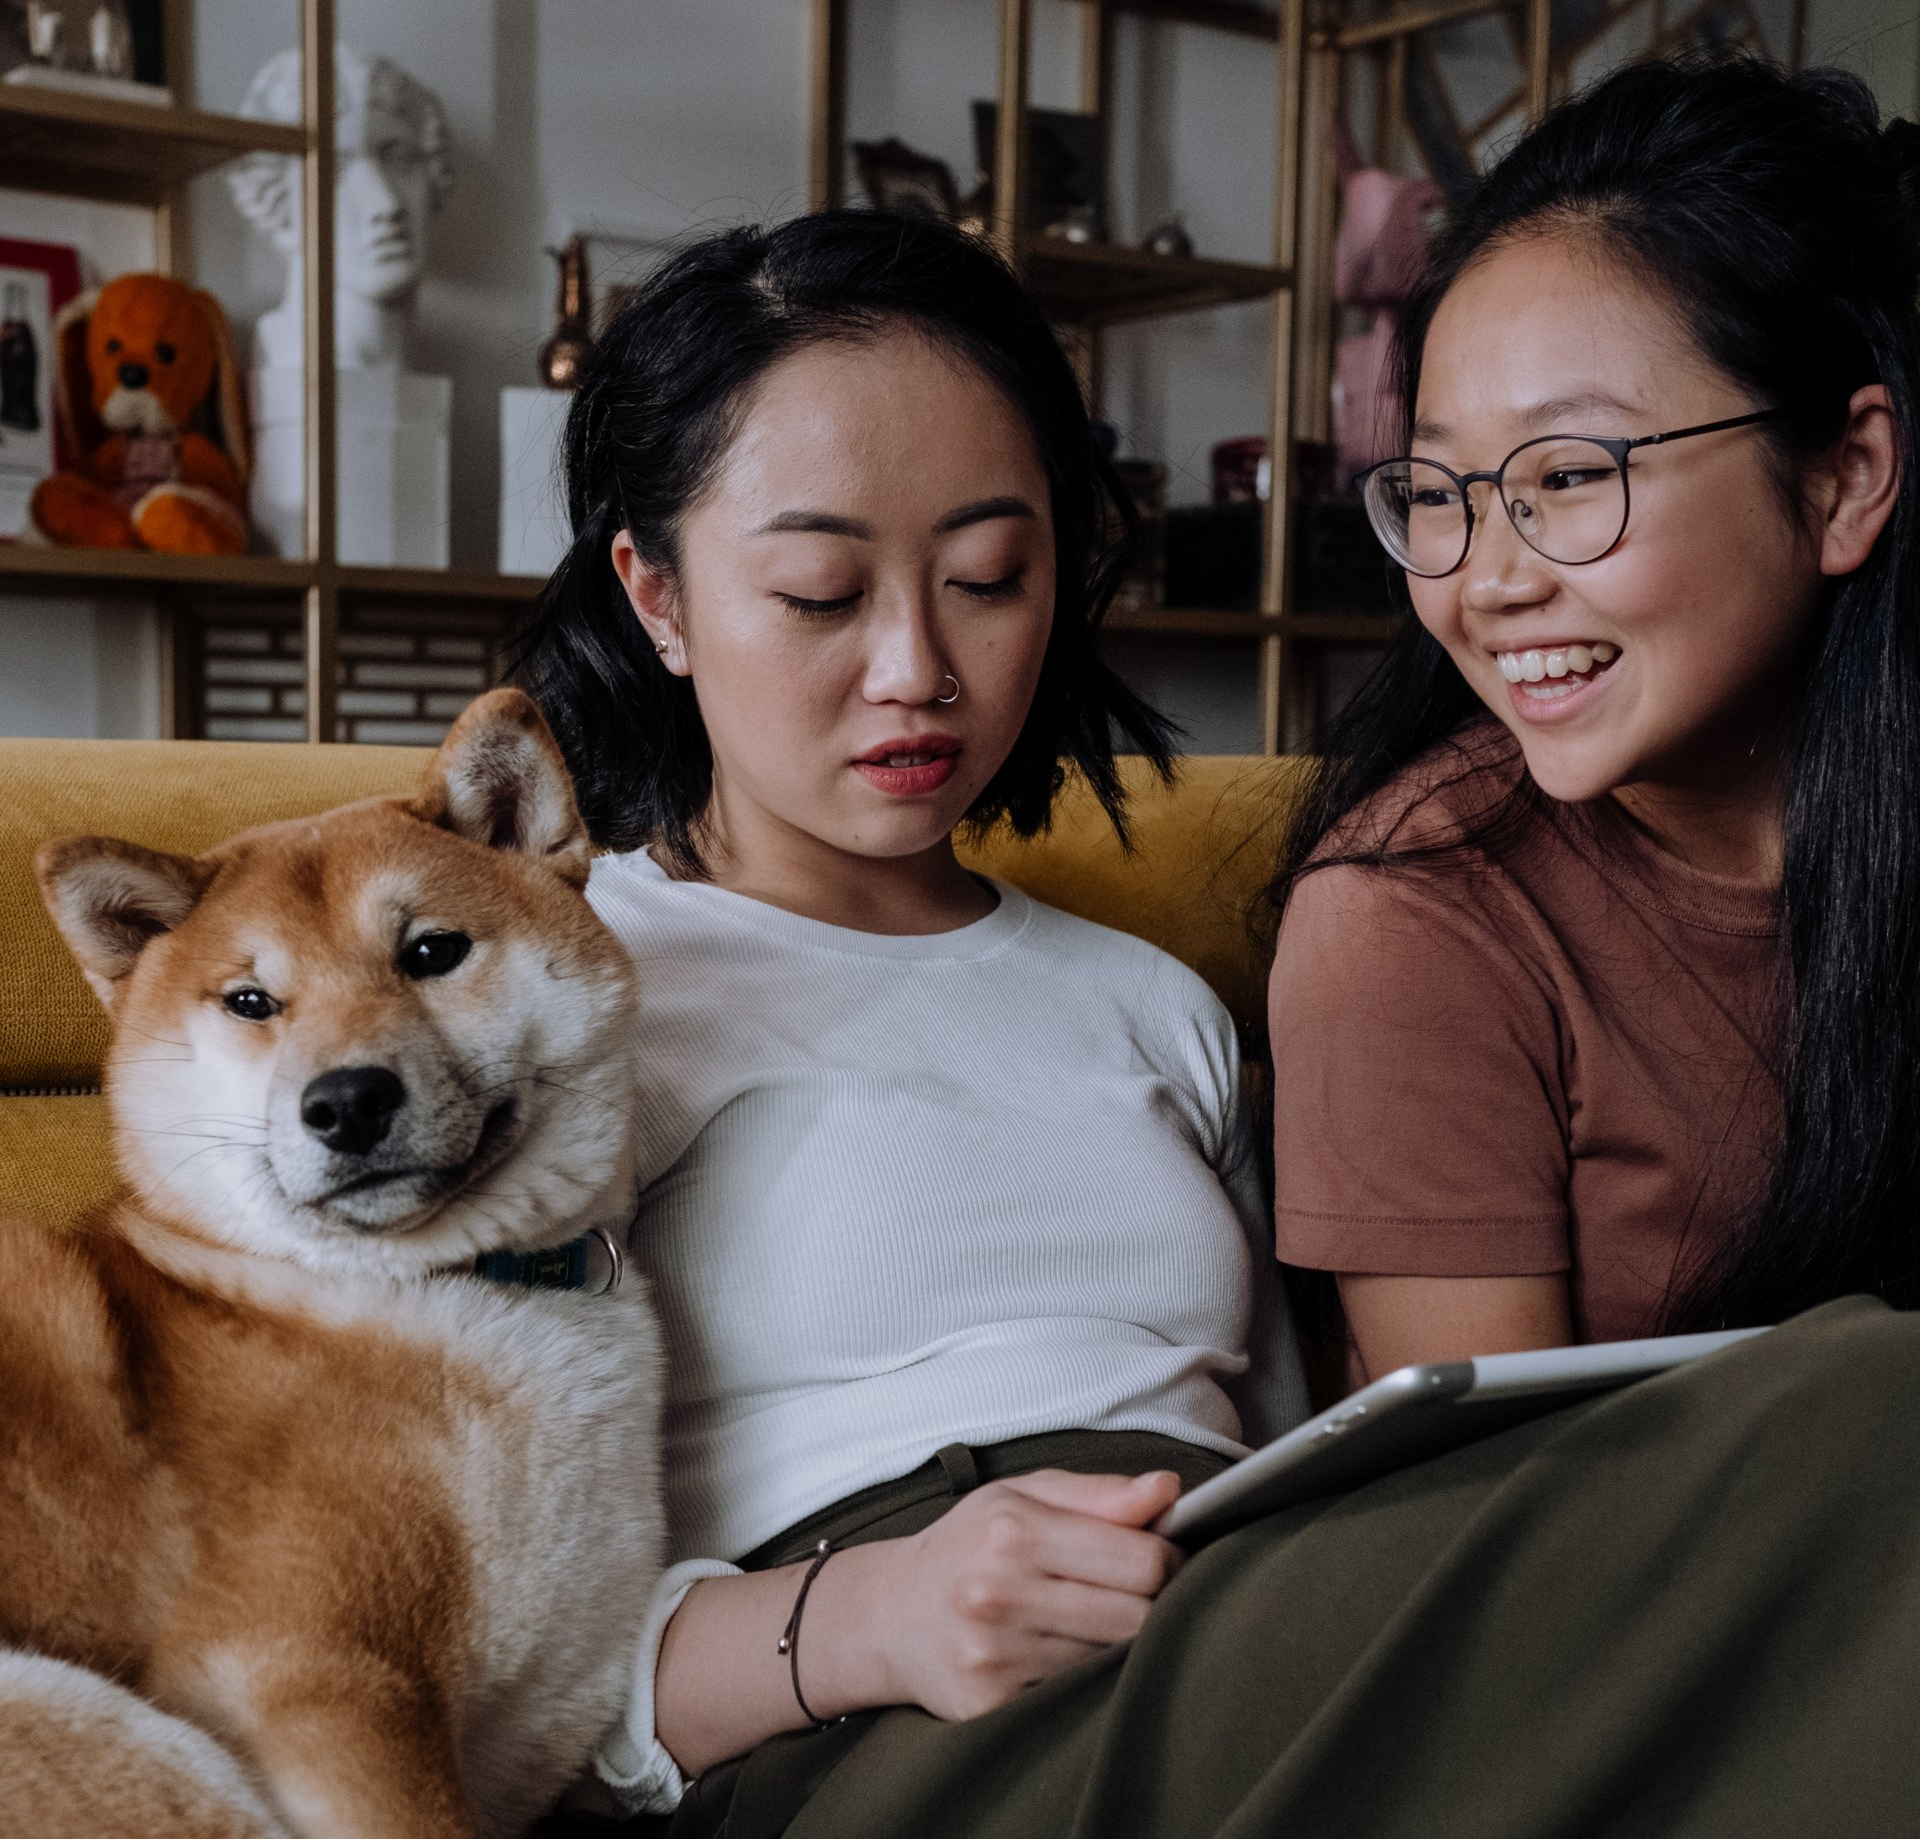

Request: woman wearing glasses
left=1269, top=52, right=1914, bottom=1381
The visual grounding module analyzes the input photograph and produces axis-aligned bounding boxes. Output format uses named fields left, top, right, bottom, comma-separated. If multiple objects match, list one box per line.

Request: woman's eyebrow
left=1412, top=391, right=1645, bottom=449
left=753, top=497, right=1037, bottom=539
left=755, top=510, right=873, bottom=538
left=933, top=495, right=1037, bottom=535
left=1521, top=390, right=1643, bottom=427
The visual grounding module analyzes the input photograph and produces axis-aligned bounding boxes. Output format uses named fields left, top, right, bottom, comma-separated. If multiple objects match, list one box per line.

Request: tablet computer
left=1157, top=1326, right=1769, bottom=1548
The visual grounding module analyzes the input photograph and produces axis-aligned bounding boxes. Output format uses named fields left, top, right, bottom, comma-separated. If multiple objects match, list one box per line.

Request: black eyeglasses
left=1353, top=409, right=1785, bottom=579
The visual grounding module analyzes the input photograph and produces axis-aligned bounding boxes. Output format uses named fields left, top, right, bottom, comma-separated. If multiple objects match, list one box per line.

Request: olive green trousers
left=588, top=1296, right=1920, bottom=1839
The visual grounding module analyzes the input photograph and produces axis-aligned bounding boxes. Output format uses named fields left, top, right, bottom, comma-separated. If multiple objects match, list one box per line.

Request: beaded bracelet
left=776, top=1538, right=845, bottom=1729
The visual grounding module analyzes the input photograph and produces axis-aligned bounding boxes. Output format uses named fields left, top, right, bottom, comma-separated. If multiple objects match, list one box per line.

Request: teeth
left=1495, top=642, right=1619, bottom=683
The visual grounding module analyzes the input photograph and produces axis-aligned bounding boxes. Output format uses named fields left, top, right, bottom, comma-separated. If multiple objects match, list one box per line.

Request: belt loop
left=933, top=1443, right=980, bottom=1496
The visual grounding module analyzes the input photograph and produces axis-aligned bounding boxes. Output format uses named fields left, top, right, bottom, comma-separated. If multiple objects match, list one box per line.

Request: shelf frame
left=301, top=0, right=339, bottom=744
left=0, top=0, right=559, bottom=745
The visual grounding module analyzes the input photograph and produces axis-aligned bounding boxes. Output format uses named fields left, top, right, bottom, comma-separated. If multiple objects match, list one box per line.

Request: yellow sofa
left=0, top=738, right=1308, bottom=1229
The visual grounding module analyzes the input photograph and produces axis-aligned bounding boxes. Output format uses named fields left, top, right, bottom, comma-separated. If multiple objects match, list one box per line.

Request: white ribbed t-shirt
left=587, top=850, right=1309, bottom=1565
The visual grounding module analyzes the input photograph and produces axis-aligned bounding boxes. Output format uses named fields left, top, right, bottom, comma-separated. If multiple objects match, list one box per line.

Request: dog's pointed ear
left=35, top=836, right=211, bottom=1009
left=414, top=688, right=592, bottom=886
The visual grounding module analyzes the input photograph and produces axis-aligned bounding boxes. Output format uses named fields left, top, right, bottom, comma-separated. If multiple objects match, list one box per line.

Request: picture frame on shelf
left=852, top=137, right=960, bottom=222
left=0, top=234, right=82, bottom=541
left=971, top=103, right=1107, bottom=243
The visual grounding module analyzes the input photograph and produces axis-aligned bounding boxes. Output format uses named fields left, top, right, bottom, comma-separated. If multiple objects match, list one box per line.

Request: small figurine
left=1142, top=214, right=1195, bottom=259
left=538, top=236, right=595, bottom=390
left=27, top=272, right=250, bottom=555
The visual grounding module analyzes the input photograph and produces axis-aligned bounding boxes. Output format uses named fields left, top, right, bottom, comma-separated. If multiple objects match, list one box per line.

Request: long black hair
left=507, top=209, right=1175, bottom=874
left=1270, top=53, right=1920, bottom=1329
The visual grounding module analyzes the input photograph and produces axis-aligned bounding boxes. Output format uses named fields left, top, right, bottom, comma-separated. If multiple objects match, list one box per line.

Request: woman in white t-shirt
left=510, top=204, right=1920, bottom=1839
left=512, top=208, right=1307, bottom=1819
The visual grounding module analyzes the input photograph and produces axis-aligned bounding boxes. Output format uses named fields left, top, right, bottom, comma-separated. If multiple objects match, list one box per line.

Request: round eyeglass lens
left=1362, top=460, right=1469, bottom=577
left=1499, top=437, right=1627, bottom=566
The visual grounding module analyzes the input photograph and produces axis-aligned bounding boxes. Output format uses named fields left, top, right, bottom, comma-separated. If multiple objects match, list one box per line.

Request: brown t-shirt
left=1269, top=726, right=1783, bottom=1344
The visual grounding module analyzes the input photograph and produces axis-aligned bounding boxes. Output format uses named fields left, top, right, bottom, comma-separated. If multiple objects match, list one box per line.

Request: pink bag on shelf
left=1329, top=120, right=1442, bottom=482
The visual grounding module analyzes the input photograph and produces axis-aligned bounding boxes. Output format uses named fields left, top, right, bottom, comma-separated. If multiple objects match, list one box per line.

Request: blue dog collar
left=471, top=1224, right=623, bottom=1296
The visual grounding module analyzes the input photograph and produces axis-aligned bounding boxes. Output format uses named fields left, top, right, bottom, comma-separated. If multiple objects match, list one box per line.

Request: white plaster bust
left=228, top=46, right=453, bottom=372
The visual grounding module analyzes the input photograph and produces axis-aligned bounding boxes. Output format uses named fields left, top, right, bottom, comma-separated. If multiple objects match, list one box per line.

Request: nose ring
left=935, top=673, right=960, bottom=705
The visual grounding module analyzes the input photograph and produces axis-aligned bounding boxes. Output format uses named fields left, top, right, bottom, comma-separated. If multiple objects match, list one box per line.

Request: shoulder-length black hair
left=1270, top=53, right=1920, bottom=1330
left=506, top=209, right=1175, bottom=874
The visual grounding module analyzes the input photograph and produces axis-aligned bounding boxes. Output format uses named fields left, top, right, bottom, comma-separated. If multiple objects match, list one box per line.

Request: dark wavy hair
left=506, top=209, right=1175, bottom=875
left=1269, top=53, right=1920, bottom=1330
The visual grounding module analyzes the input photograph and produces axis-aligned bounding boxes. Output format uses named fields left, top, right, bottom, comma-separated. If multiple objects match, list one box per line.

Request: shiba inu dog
left=0, top=689, right=662, bottom=1839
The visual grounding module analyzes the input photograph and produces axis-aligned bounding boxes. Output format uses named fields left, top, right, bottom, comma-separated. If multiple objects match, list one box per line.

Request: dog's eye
left=105, top=337, right=121, bottom=354
left=155, top=341, right=176, bottom=364
left=400, top=931, right=471, bottom=980
left=222, top=987, right=280, bottom=1022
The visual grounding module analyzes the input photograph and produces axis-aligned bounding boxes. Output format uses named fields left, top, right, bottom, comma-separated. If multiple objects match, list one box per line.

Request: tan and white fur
left=0, top=689, right=662, bottom=1839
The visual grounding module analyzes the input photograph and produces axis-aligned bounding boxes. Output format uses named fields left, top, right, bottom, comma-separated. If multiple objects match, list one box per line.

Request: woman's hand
left=861, top=1469, right=1185, bottom=1720
left=655, top=1469, right=1184, bottom=1777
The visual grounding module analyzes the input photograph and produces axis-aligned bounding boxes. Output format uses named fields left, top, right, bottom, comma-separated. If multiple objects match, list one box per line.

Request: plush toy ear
left=49, top=290, right=100, bottom=471
left=193, top=286, right=250, bottom=483
left=34, top=836, right=211, bottom=1010
left=411, top=688, right=592, bottom=887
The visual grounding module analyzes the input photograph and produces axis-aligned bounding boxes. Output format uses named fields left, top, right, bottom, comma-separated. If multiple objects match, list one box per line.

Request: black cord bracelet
left=776, top=1538, right=845, bottom=1729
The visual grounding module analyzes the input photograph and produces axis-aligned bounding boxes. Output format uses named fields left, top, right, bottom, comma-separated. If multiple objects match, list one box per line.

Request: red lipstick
left=851, top=734, right=962, bottom=798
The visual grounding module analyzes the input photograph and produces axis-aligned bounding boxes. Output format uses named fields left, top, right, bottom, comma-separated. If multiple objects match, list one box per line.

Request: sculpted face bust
left=229, top=46, right=454, bottom=370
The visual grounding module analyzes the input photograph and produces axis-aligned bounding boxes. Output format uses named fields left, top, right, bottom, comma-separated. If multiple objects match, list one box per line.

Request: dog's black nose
left=117, top=361, right=150, bottom=390
left=301, top=1066, right=406, bottom=1156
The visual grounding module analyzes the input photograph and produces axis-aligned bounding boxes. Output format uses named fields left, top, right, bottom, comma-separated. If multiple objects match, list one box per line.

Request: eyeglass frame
left=1351, top=408, right=1786, bottom=579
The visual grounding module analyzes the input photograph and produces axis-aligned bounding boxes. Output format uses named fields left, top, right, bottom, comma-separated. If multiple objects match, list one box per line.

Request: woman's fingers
left=1002, top=1467, right=1184, bottom=1528
left=1024, top=1574, right=1161, bottom=1648
left=971, top=1482, right=1184, bottom=1597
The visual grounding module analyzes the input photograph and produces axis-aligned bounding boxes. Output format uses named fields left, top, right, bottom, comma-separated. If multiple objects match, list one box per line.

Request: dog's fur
left=0, top=690, right=662, bottom=1839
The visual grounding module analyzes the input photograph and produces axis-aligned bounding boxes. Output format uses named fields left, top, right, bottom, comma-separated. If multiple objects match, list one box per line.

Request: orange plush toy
left=28, top=273, right=250, bottom=556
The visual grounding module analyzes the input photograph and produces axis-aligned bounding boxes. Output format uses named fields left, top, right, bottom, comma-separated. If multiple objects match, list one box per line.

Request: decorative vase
left=537, top=235, right=594, bottom=392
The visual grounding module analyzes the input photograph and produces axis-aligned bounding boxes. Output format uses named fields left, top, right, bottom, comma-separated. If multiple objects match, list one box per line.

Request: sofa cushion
left=0, top=1094, right=115, bottom=1228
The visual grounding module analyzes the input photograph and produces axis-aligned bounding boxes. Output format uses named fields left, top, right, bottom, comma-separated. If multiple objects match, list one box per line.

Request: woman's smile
left=1494, top=640, right=1622, bottom=723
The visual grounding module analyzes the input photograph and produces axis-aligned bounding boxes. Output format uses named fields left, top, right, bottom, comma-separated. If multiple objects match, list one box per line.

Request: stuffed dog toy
left=28, top=271, right=251, bottom=555
left=0, top=690, right=662, bottom=1839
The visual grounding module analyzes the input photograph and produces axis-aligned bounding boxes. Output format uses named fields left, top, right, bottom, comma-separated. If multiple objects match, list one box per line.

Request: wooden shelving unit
left=8, top=0, right=1785, bottom=751
left=0, top=0, right=548, bottom=743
